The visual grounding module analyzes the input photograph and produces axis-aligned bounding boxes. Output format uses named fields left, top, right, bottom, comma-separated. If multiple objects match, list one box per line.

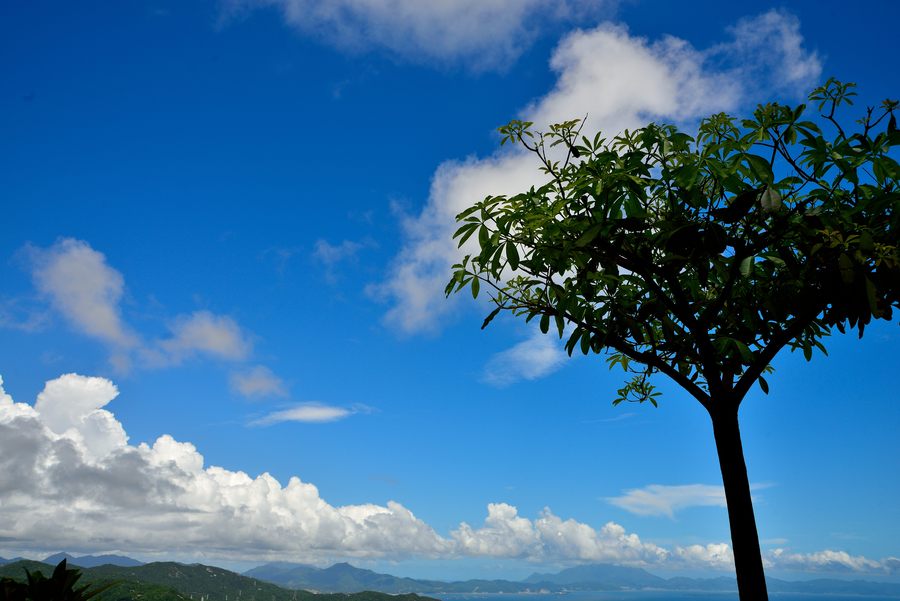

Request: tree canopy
left=445, top=79, right=898, bottom=601
left=448, top=79, right=898, bottom=410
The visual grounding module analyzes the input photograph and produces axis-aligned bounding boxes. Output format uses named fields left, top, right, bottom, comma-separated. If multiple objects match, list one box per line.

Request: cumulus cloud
left=376, top=11, right=821, bottom=336
left=674, top=543, right=735, bottom=571
left=766, top=548, right=899, bottom=574
left=482, top=329, right=567, bottom=386
left=0, top=373, right=448, bottom=561
left=23, top=238, right=255, bottom=372
left=251, top=403, right=353, bottom=426
left=2, top=373, right=892, bottom=573
left=228, top=0, right=615, bottom=71
left=33, top=374, right=127, bottom=461
left=230, top=365, right=288, bottom=398
left=453, top=503, right=669, bottom=564
left=452, top=504, right=735, bottom=571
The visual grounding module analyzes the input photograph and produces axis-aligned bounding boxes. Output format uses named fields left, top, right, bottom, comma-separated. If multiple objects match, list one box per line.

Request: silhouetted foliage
left=0, top=560, right=115, bottom=601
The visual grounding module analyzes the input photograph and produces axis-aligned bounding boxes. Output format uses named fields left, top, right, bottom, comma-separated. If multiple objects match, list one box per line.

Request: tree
left=446, top=79, right=899, bottom=601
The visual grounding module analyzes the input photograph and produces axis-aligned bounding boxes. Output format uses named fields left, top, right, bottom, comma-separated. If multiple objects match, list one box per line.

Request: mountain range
left=0, top=552, right=142, bottom=568
left=244, top=560, right=900, bottom=596
left=0, top=558, right=436, bottom=601
left=4, top=553, right=900, bottom=597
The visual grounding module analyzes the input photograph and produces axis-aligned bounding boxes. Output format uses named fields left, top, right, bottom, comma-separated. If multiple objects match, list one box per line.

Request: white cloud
left=608, top=484, right=727, bottom=518
left=0, top=373, right=449, bottom=562
left=374, top=153, right=542, bottom=334
left=377, top=12, right=821, bottom=336
left=766, top=548, right=899, bottom=574
left=229, top=0, right=615, bottom=71
left=607, top=483, right=772, bottom=518
left=482, top=329, right=567, bottom=386
left=525, top=24, right=736, bottom=135
left=24, top=238, right=255, bottom=372
left=28, top=238, right=138, bottom=349
left=2, top=373, right=892, bottom=574
left=156, top=311, right=252, bottom=364
left=715, top=10, right=822, bottom=95
left=33, top=373, right=127, bottom=461
left=674, top=543, right=735, bottom=571
left=451, top=503, right=671, bottom=565
left=230, top=365, right=288, bottom=399
left=251, top=403, right=353, bottom=426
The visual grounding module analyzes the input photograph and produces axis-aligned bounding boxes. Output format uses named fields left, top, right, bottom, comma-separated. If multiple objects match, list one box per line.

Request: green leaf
left=506, top=242, right=520, bottom=270
left=757, top=375, right=770, bottom=394
left=455, top=223, right=479, bottom=247
left=733, top=339, right=754, bottom=363
left=471, top=277, right=480, bottom=298
left=565, top=328, right=582, bottom=356
left=739, top=256, right=754, bottom=277
left=576, top=223, right=604, bottom=247
left=760, top=187, right=782, bottom=211
left=745, top=154, right=774, bottom=183
left=478, top=225, right=489, bottom=248
left=481, top=306, right=502, bottom=330
left=539, top=313, right=550, bottom=334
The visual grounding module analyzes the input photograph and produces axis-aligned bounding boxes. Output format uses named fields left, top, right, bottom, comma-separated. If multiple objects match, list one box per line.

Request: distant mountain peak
left=40, top=552, right=143, bottom=568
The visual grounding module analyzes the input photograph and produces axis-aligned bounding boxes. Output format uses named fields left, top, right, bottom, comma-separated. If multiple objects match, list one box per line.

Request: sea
left=434, top=592, right=900, bottom=601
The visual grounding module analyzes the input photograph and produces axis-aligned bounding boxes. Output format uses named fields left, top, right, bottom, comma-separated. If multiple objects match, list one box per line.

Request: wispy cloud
left=226, top=0, right=617, bottom=71
left=250, top=403, right=354, bottom=425
left=230, top=365, right=288, bottom=399
left=590, top=412, right=636, bottom=424
left=607, top=483, right=772, bottom=518
left=313, top=238, right=376, bottom=283
left=0, top=297, right=49, bottom=332
left=482, top=330, right=567, bottom=387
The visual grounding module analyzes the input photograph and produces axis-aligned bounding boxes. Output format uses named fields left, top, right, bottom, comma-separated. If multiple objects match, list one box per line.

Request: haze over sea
left=437, top=594, right=900, bottom=601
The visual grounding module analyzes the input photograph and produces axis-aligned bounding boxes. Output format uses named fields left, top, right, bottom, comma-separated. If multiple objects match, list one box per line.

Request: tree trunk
left=711, top=406, right=768, bottom=601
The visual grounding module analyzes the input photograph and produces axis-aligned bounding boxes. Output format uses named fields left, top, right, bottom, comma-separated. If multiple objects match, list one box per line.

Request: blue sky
left=1, top=0, right=898, bottom=582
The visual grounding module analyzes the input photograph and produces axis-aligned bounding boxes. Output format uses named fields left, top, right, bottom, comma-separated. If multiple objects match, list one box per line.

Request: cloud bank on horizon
left=1, top=372, right=896, bottom=575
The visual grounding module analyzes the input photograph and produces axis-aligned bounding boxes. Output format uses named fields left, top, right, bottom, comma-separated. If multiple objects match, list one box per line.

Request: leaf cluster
left=447, top=80, right=899, bottom=411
